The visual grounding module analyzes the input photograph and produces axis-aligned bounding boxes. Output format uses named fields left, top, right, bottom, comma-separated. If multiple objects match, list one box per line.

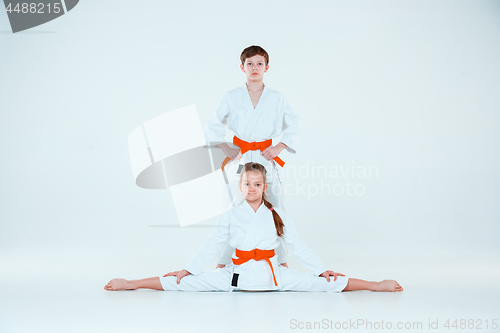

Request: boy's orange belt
left=221, top=136, right=285, bottom=171
left=232, top=248, right=278, bottom=286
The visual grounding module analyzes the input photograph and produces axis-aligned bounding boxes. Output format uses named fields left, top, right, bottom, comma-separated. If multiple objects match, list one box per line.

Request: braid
left=263, top=197, right=284, bottom=237
left=241, top=162, right=284, bottom=237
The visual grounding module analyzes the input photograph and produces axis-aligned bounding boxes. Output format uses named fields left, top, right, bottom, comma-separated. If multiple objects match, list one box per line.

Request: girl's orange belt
left=232, top=248, right=278, bottom=286
left=221, top=136, right=285, bottom=171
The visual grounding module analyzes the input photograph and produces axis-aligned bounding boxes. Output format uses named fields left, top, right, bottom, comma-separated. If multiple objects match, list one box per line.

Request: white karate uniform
left=158, top=201, right=349, bottom=292
left=204, top=84, right=300, bottom=264
left=205, top=83, right=299, bottom=183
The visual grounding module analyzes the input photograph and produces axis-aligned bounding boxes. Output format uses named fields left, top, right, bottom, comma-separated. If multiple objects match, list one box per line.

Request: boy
left=204, top=45, right=300, bottom=268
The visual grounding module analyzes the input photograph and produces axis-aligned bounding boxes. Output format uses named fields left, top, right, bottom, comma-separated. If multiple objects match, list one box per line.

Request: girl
left=104, top=162, right=403, bottom=293
left=207, top=45, right=298, bottom=268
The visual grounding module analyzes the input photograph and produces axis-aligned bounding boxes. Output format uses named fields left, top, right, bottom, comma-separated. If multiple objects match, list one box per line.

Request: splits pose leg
left=105, top=268, right=402, bottom=292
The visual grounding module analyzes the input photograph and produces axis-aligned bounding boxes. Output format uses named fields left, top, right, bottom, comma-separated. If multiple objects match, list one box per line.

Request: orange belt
left=232, top=248, right=278, bottom=286
left=221, top=136, right=285, bottom=171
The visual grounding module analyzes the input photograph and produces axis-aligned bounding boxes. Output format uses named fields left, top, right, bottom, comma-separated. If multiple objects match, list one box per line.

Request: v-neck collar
left=244, top=83, right=267, bottom=110
left=242, top=199, right=265, bottom=215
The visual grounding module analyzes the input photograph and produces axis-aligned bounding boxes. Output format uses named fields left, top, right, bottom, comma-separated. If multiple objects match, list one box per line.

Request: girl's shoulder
left=272, top=206, right=288, bottom=221
left=220, top=201, right=248, bottom=219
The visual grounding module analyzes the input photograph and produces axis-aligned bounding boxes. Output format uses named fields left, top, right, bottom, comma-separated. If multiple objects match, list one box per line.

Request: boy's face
left=240, top=55, right=269, bottom=82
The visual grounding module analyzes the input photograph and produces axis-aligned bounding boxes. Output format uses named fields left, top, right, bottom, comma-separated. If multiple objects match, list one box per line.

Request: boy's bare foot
left=373, top=280, right=403, bottom=292
left=104, top=278, right=134, bottom=291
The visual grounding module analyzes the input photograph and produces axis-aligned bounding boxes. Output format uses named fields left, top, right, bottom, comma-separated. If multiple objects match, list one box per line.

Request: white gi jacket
left=204, top=84, right=300, bottom=183
left=183, top=201, right=327, bottom=290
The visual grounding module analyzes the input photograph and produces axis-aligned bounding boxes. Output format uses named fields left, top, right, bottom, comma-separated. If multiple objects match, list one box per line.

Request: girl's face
left=239, top=171, right=267, bottom=203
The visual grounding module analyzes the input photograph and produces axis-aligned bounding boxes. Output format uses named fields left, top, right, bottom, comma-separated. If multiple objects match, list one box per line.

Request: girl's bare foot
left=104, top=278, right=134, bottom=291
left=373, top=280, right=403, bottom=292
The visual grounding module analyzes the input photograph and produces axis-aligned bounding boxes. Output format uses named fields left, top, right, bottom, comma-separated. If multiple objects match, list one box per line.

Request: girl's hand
left=280, top=262, right=289, bottom=268
left=163, top=269, right=192, bottom=284
left=215, top=264, right=226, bottom=269
left=319, top=270, right=345, bottom=282
left=262, top=142, right=286, bottom=161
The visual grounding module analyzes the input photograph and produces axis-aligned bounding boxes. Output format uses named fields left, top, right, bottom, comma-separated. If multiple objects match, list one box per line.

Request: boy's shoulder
left=265, top=86, right=285, bottom=98
left=225, top=86, right=245, bottom=96
left=225, top=85, right=286, bottom=100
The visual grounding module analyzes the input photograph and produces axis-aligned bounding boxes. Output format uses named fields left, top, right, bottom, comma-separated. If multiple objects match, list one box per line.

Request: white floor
left=1, top=250, right=499, bottom=333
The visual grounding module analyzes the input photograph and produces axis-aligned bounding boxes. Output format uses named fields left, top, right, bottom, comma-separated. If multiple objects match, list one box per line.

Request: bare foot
left=104, top=278, right=134, bottom=291
left=373, top=280, right=403, bottom=292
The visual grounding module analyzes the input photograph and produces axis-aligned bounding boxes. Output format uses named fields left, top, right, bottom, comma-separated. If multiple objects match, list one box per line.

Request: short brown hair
left=240, top=45, right=269, bottom=66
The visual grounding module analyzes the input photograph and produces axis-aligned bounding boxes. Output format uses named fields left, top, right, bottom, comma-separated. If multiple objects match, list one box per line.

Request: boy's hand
left=231, top=150, right=243, bottom=161
left=319, top=270, right=345, bottom=282
left=218, top=143, right=242, bottom=161
left=215, top=264, right=226, bottom=269
left=163, top=269, right=192, bottom=284
left=262, top=143, right=286, bottom=160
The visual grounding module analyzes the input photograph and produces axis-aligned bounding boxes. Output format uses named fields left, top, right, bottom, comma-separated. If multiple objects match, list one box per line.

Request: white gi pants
left=158, top=265, right=349, bottom=292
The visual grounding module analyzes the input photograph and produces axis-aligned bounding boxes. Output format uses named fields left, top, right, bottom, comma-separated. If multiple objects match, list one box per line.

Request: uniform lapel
left=242, top=84, right=269, bottom=139
left=239, top=200, right=267, bottom=250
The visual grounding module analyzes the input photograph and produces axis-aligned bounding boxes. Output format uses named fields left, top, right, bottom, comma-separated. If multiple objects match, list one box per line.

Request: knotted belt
left=221, top=136, right=285, bottom=171
left=232, top=248, right=278, bottom=286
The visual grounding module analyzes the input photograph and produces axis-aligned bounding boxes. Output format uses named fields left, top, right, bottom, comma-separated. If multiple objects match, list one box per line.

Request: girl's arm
left=279, top=208, right=328, bottom=276
left=182, top=213, right=230, bottom=276
left=216, top=238, right=234, bottom=266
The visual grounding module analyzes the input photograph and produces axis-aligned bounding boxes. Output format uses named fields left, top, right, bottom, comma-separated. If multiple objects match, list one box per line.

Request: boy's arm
left=262, top=142, right=287, bottom=161
left=205, top=92, right=231, bottom=147
left=217, top=143, right=241, bottom=161
left=279, top=97, right=300, bottom=154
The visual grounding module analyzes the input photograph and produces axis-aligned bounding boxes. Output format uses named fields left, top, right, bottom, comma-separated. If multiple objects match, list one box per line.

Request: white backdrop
left=1, top=0, right=499, bottom=262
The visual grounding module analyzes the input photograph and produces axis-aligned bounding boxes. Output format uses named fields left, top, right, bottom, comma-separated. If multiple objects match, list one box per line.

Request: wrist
left=218, top=143, right=234, bottom=156
left=217, top=143, right=229, bottom=151
left=276, top=142, right=287, bottom=152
